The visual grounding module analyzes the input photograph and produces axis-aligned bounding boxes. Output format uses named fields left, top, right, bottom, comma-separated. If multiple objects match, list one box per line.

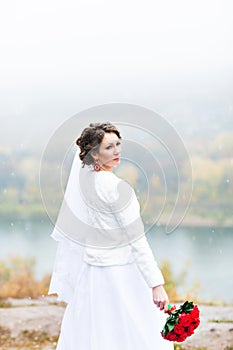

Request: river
left=0, top=218, right=232, bottom=304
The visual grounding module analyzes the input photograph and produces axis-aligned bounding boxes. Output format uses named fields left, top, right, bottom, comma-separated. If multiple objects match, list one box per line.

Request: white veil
left=49, top=149, right=91, bottom=302
left=51, top=149, right=90, bottom=244
left=50, top=146, right=141, bottom=250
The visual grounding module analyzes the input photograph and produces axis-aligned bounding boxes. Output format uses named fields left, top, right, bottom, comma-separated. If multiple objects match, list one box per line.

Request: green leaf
left=167, top=323, right=175, bottom=332
left=180, top=301, right=194, bottom=314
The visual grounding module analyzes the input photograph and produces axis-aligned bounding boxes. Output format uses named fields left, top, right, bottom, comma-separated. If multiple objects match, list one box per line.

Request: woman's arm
left=121, top=209, right=169, bottom=312
left=96, top=173, right=169, bottom=310
left=108, top=180, right=166, bottom=287
left=152, top=284, right=169, bottom=311
left=129, top=234, right=165, bottom=288
left=116, top=205, right=169, bottom=312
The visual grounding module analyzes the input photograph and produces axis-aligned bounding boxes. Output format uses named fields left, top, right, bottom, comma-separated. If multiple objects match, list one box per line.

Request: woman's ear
left=90, top=151, right=98, bottom=161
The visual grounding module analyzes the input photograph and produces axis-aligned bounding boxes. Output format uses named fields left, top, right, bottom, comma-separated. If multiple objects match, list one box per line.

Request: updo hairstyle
left=76, top=122, right=122, bottom=167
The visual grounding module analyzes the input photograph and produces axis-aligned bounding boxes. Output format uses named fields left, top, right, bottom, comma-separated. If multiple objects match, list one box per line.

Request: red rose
left=192, top=319, right=200, bottom=329
left=166, top=332, right=177, bottom=341
left=166, top=305, right=177, bottom=314
left=161, top=301, right=200, bottom=343
left=179, top=314, right=193, bottom=327
left=179, top=312, right=186, bottom=320
left=187, top=328, right=194, bottom=336
left=188, top=323, right=196, bottom=333
left=191, top=305, right=200, bottom=318
left=175, top=334, right=187, bottom=342
left=174, top=324, right=185, bottom=335
left=181, top=334, right=188, bottom=341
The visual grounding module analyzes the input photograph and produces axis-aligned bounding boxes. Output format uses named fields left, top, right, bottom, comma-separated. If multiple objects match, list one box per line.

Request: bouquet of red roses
left=161, top=301, right=200, bottom=342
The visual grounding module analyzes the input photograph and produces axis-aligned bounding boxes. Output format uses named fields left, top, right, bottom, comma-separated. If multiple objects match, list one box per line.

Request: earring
left=93, top=159, right=101, bottom=172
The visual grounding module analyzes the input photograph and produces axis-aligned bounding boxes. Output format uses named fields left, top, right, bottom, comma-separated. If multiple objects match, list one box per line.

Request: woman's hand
left=152, top=284, right=169, bottom=312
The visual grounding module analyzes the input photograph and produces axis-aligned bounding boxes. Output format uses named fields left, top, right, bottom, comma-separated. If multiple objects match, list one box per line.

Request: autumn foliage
left=0, top=256, right=50, bottom=299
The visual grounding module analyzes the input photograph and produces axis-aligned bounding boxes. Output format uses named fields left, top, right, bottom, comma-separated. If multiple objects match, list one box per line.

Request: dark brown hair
left=76, top=122, right=122, bottom=167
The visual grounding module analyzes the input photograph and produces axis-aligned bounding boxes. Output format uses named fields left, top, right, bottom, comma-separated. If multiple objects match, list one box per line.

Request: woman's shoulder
left=94, top=171, right=120, bottom=202
left=95, top=171, right=136, bottom=206
left=94, top=170, right=121, bottom=184
left=95, top=170, right=119, bottom=178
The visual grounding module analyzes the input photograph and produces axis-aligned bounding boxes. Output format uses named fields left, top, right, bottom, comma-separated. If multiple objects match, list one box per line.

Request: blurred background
left=0, top=0, right=232, bottom=306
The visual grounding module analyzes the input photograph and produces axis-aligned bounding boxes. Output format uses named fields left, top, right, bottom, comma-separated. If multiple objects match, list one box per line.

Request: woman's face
left=92, top=132, right=121, bottom=171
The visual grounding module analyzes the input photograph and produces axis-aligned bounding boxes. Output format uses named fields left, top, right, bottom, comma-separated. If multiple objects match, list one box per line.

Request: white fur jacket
left=49, top=169, right=164, bottom=302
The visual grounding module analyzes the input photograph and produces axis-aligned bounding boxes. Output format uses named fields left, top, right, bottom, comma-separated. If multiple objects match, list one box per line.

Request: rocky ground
left=0, top=297, right=232, bottom=350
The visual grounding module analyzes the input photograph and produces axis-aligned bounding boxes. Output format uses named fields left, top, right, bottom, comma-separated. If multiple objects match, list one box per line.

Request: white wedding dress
left=49, top=234, right=174, bottom=350
left=48, top=152, right=174, bottom=349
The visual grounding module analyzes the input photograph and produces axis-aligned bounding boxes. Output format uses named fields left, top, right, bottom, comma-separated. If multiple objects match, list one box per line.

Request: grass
left=0, top=300, right=12, bottom=308
left=0, top=326, right=58, bottom=349
left=174, top=345, right=233, bottom=350
left=174, top=346, right=208, bottom=350
left=209, top=319, right=233, bottom=323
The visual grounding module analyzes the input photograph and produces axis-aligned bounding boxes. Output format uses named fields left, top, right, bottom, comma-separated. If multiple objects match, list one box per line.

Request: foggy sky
left=0, top=0, right=232, bottom=151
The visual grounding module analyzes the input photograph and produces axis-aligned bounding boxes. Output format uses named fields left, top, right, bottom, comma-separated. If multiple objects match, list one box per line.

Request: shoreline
left=2, top=214, right=233, bottom=228
left=150, top=214, right=233, bottom=228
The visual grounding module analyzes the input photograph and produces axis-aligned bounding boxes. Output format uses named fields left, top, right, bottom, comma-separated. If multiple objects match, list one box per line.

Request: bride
left=49, top=121, right=174, bottom=349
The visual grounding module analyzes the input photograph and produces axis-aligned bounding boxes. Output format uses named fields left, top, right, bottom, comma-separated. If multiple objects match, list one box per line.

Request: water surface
left=0, top=219, right=232, bottom=303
